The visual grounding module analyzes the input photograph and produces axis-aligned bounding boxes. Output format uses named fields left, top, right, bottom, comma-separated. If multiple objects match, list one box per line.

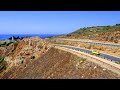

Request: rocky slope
left=0, top=36, right=51, bottom=75
left=1, top=47, right=119, bottom=79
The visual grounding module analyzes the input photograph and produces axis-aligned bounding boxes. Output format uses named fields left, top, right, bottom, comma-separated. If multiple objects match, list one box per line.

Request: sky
left=0, top=11, right=120, bottom=34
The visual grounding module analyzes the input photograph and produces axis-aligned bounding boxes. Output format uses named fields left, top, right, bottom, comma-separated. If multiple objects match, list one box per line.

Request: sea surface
left=0, top=34, right=60, bottom=40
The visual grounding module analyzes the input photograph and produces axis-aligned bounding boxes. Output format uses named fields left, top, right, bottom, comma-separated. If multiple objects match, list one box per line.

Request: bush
left=45, top=46, right=48, bottom=50
left=116, top=24, right=120, bottom=26
left=31, top=56, right=35, bottom=59
left=0, top=56, right=4, bottom=63
left=110, top=37, right=114, bottom=41
left=0, top=64, right=5, bottom=71
left=114, top=39, right=118, bottom=43
left=0, top=40, right=12, bottom=46
left=66, top=34, right=72, bottom=37
left=0, top=61, right=7, bottom=72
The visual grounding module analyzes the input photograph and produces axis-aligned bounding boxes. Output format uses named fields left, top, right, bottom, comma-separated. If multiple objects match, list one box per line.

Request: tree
left=17, top=36, right=20, bottom=39
left=8, top=37, right=12, bottom=40
left=20, top=37, right=24, bottom=40
left=116, top=24, right=120, bottom=26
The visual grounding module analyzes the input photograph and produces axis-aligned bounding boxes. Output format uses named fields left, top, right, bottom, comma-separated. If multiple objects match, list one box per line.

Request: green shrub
left=0, top=56, right=4, bottom=63
left=116, top=24, right=120, bottom=26
left=0, top=60, right=7, bottom=72
left=0, top=64, right=5, bottom=71
left=0, top=40, right=12, bottom=46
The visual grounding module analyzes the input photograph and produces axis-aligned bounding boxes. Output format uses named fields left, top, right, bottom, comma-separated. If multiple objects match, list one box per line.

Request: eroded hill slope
left=1, top=47, right=120, bottom=79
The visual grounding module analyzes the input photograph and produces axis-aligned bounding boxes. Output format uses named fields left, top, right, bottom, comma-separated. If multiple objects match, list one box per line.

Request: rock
left=76, top=62, right=79, bottom=67
left=81, top=76, right=84, bottom=78
left=94, top=66, right=97, bottom=69
left=103, top=68, right=106, bottom=71
left=2, top=37, right=51, bottom=66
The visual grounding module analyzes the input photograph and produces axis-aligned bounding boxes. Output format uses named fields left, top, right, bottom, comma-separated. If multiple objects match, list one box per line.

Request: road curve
left=54, top=38, right=120, bottom=47
left=53, top=44, right=120, bottom=62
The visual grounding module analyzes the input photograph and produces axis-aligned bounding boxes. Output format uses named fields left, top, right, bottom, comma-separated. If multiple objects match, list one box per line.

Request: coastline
left=0, top=34, right=60, bottom=40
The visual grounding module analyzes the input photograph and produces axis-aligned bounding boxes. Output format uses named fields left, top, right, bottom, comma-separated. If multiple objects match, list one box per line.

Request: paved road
left=54, top=39, right=120, bottom=47
left=53, top=44, right=120, bottom=62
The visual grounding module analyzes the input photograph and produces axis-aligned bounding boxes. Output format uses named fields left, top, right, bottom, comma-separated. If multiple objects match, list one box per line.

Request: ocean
left=0, top=34, right=60, bottom=40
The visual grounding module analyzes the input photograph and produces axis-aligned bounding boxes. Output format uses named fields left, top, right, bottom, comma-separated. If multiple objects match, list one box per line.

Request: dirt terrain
left=1, top=47, right=120, bottom=79
left=49, top=39, right=120, bottom=57
left=5, top=37, right=50, bottom=66
left=91, top=30, right=120, bottom=43
left=0, top=37, right=51, bottom=76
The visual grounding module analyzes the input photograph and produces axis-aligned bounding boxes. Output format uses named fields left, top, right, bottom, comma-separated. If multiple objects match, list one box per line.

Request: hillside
left=60, top=24, right=120, bottom=43
left=0, top=47, right=120, bottom=79
left=0, top=36, right=120, bottom=79
left=0, top=36, right=50, bottom=75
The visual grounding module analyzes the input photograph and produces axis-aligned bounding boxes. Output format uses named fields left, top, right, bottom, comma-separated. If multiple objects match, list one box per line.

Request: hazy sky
left=0, top=11, right=120, bottom=34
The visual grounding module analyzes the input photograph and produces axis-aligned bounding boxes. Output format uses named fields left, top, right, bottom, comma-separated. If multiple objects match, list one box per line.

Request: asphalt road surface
left=53, top=44, right=120, bottom=62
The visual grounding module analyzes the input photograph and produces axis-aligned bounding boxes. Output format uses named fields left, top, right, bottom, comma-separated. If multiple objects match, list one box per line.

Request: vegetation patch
left=114, top=61, right=120, bottom=64
left=0, top=56, right=4, bottom=63
left=0, top=56, right=6, bottom=72
left=0, top=40, right=12, bottom=46
left=57, top=24, right=120, bottom=43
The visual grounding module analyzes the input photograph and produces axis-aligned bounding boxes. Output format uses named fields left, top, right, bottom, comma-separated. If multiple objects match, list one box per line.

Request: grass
left=0, top=40, right=12, bottom=46
left=58, top=24, right=120, bottom=42
left=70, top=24, right=120, bottom=36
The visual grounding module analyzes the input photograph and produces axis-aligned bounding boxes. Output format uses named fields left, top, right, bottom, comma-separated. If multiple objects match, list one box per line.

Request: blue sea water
left=0, top=34, right=60, bottom=40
